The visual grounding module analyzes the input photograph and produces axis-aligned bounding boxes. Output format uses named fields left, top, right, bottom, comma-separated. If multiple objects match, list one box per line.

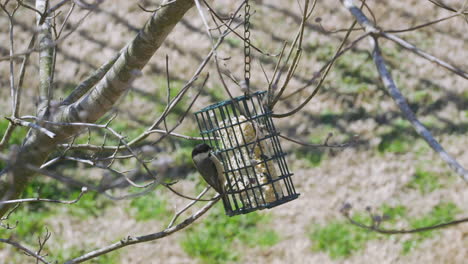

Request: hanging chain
left=242, top=0, right=251, bottom=94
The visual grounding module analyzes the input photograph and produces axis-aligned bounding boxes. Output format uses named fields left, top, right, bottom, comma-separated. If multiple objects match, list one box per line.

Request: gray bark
left=0, top=0, right=195, bottom=217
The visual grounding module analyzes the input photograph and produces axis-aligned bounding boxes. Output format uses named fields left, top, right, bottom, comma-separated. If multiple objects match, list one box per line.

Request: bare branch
left=272, top=18, right=359, bottom=118
left=202, top=0, right=279, bottom=57
left=167, top=187, right=210, bottom=228
left=56, top=3, right=76, bottom=39
left=0, top=187, right=88, bottom=205
left=386, top=13, right=460, bottom=33
left=35, top=228, right=52, bottom=264
left=73, top=0, right=104, bottom=10
left=0, top=4, right=34, bottom=150
left=341, top=203, right=468, bottom=234
left=269, top=0, right=315, bottom=108
left=381, top=32, right=468, bottom=79
left=0, top=6, right=93, bottom=62
left=0, top=203, right=20, bottom=229
left=281, top=32, right=369, bottom=100
left=369, top=37, right=468, bottom=181
left=341, top=0, right=467, bottom=79
left=46, top=0, right=72, bottom=15
left=427, top=0, right=458, bottom=12
left=61, top=51, right=121, bottom=105
left=338, top=0, right=468, bottom=181
left=36, top=0, right=54, bottom=118
left=64, top=195, right=220, bottom=264
left=279, top=133, right=359, bottom=149
left=5, top=117, right=56, bottom=138
left=0, top=238, right=52, bottom=264
left=138, top=0, right=176, bottom=13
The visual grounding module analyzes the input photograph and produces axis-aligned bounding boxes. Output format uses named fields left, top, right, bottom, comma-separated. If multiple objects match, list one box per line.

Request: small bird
left=192, top=143, right=226, bottom=194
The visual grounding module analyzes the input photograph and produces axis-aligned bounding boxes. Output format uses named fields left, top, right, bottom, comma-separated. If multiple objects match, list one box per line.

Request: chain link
left=243, top=0, right=251, bottom=90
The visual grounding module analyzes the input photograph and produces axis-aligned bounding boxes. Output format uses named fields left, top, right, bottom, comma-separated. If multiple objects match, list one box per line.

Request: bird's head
left=192, top=143, right=212, bottom=158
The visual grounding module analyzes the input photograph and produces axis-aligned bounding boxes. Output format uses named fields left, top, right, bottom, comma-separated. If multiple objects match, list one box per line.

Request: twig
left=0, top=5, right=33, bottom=150
left=369, top=36, right=468, bottom=181
left=0, top=203, right=20, bottom=229
left=61, top=51, right=121, bottom=105
left=167, top=187, right=210, bottom=228
left=202, top=0, right=279, bottom=57
left=341, top=0, right=467, bottom=79
left=56, top=3, right=76, bottom=39
left=5, top=117, right=56, bottom=138
left=0, top=7, right=94, bottom=62
left=386, top=13, right=460, bottom=33
left=137, top=0, right=176, bottom=13
left=34, top=228, right=51, bottom=264
left=36, top=0, right=54, bottom=118
left=272, top=18, right=358, bottom=118
left=0, top=187, right=88, bottom=205
left=279, top=133, right=359, bottom=148
left=341, top=203, right=468, bottom=234
left=269, top=0, right=314, bottom=108
left=427, top=0, right=458, bottom=12
left=64, top=195, right=220, bottom=264
left=281, top=32, right=369, bottom=100
left=338, top=0, right=468, bottom=181
left=381, top=32, right=467, bottom=79
left=0, top=238, right=52, bottom=264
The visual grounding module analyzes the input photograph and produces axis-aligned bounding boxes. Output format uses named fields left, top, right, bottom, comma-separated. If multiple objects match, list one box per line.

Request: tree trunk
left=0, top=0, right=195, bottom=217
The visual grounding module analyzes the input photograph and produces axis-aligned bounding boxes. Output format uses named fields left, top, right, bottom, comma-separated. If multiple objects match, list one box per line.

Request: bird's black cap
left=192, top=143, right=212, bottom=157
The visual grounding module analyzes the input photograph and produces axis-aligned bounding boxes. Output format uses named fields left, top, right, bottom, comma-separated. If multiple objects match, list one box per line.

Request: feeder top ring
left=195, top=91, right=266, bottom=114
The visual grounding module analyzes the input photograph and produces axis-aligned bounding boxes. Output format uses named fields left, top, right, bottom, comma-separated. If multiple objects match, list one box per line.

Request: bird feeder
left=194, top=91, right=299, bottom=216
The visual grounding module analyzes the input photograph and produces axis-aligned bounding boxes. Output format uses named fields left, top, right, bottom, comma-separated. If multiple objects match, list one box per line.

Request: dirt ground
left=0, top=0, right=467, bottom=263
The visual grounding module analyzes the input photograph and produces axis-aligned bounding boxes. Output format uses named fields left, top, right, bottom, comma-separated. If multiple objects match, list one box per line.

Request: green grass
left=181, top=204, right=280, bottom=264
left=411, top=90, right=434, bottom=105
left=378, top=136, right=411, bottom=154
left=310, top=214, right=376, bottom=259
left=380, top=204, right=407, bottom=222
left=378, top=120, right=414, bottom=154
left=152, top=76, right=188, bottom=116
left=406, top=169, right=441, bottom=194
left=309, top=203, right=460, bottom=258
left=172, top=130, right=201, bottom=167
left=53, top=246, right=121, bottom=264
left=23, top=177, right=110, bottom=217
left=310, top=205, right=407, bottom=259
left=225, top=37, right=241, bottom=47
left=297, top=150, right=323, bottom=167
left=402, top=202, right=460, bottom=254
left=0, top=207, right=51, bottom=242
left=207, top=85, right=225, bottom=102
left=128, top=191, right=170, bottom=221
left=0, top=118, right=28, bottom=146
left=0, top=178, right=110, bottom=244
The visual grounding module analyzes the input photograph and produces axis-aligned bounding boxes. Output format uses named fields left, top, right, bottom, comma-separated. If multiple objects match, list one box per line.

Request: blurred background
left=0, top=0, right=467, bottom=263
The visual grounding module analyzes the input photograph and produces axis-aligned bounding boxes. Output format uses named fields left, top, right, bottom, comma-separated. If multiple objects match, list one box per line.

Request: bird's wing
left=193, top=153, right=225, bottom=194
left=209, top=153, right=225, bottom=180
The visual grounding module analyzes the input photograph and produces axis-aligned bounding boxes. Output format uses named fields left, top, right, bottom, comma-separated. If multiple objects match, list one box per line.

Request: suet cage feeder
left=195, top=91, right=299, bottom=216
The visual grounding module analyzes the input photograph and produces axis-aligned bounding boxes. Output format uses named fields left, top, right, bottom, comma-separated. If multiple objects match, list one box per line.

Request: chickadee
left=192, top=143, right=225, bottom=194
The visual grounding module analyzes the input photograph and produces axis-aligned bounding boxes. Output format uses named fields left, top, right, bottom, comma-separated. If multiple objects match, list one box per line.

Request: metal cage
left=194, top=91, right=299, bottom=216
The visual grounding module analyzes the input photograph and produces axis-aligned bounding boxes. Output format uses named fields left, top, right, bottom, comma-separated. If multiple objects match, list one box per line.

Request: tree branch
left=65, top=195, right=220, bottom=264
left=0, top=187, right=87, bottom=205
left=36, top=0, right=54, bottom=118
left=0, top=238, right=52, bottom=264
left=381, top=32, right=467, bottom=79
left=0, top=0, right=197, bottom=218
left=369, top=37, right=468, bottom=181
left=339, top=0, right=468, bottom=181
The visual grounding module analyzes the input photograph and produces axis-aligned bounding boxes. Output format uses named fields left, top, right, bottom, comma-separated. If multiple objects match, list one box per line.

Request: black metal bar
left=194, top=91, right=299, bottom=216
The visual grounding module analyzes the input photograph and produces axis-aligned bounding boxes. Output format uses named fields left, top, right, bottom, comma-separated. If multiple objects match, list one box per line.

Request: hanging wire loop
left=242, top=0, right=251, bottom=94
